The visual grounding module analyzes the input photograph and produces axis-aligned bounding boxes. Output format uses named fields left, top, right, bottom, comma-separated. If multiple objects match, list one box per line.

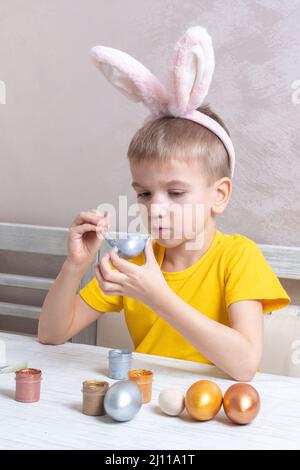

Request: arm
left=151, top=291, right=263, bottom=382
left=38, top=209, right=111, bottom=345
left=38, top=260, right=103, bottom=345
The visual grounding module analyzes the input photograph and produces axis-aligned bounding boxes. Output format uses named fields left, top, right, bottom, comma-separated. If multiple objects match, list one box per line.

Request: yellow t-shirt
left=79, top=229, right=291, bottom=364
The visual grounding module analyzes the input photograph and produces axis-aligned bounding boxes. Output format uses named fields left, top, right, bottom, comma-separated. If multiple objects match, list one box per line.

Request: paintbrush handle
left=0, top=362, right=28, bottom=374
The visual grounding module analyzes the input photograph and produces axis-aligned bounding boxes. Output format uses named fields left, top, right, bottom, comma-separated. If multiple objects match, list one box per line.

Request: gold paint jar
left=82, top=380, right=109, bottom=416
left=128, top=369, right=153, bottom=404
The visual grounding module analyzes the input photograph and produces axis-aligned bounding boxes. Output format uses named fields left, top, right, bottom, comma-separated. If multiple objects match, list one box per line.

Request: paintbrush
left=0, top=362, right=28, bottom=374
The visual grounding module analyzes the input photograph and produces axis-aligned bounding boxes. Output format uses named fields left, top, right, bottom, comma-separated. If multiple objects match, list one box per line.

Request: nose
left=149, top=193, right=170, bottom=216
left=150, top=202, right=169, bottom=220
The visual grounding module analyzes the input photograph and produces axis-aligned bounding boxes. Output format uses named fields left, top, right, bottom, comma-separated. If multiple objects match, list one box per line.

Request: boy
left=38, top=104, right=290, bottom=381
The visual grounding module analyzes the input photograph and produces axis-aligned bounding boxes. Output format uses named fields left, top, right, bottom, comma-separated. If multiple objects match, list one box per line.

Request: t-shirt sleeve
left=224, top=237, right=291, bottom=313
left=79, top=276, right=124, bottom=313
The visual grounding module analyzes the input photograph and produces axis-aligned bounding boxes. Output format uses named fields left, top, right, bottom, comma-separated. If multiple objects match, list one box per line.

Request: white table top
left=1, top=332, right=300, bottom=450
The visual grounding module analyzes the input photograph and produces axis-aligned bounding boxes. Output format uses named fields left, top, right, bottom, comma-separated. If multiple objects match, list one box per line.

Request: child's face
left=130, top=159, right=230, bottom=247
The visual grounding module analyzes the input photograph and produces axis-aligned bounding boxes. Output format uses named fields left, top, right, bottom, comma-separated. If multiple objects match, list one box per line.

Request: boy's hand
left=94, top=238, right=170, bottom=309
left=67, top=209, right=111, bottom=268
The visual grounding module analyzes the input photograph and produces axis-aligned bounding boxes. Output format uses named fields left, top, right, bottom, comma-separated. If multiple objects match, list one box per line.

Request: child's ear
left=90, top=45, right=169, bottom=117
left=166, top=26, right=215, bottom=116
left=211, top=177, right=232, bottom=215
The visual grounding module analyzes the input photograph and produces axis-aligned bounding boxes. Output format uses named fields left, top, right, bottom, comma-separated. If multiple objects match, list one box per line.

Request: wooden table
left=0, top=332, right=300, bottom=450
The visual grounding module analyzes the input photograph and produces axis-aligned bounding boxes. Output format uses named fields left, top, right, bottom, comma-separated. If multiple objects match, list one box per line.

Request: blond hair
left=127, top=104, right=231, bottom=186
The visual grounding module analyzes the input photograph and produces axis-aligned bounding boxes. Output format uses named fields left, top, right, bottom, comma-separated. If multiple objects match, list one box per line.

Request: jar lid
left=82, top=380, right=109, bottom=394
left=108, top=349, right=132, bottom=360
left=128, top=369, right=153, bottom=382
left=15, top=368, right=42, bottom=378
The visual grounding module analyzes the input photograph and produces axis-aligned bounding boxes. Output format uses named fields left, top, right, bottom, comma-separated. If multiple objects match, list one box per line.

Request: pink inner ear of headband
left=143, top=110, right=235, bottom=179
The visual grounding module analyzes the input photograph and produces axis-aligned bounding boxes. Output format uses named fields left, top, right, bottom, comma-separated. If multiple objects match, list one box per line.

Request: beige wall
left=0, top=0, right=299, bottom=347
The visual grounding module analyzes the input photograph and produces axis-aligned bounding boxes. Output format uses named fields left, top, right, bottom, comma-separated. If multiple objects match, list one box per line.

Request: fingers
left=69, top=209, right=111, bottom=240
left=73, top=223, right=99, bottom=235
left=94, top=262, right=123, bottom=296
left=108, top=248, right=137, bottom=275
left=71, top=209, right=110, bottom=228
left=99, top=250, right=127, bottom=284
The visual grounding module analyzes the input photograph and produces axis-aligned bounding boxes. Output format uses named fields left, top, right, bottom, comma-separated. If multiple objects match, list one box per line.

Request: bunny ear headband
left=90, top=26, right=235, bottom=178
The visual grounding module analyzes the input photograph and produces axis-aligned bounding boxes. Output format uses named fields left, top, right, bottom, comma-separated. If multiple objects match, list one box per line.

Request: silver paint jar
left=108, top=349, right=132, bottom=380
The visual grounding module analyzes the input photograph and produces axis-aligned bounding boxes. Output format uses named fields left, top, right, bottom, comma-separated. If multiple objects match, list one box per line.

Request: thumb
left=144, top=236, right=156, bottom=264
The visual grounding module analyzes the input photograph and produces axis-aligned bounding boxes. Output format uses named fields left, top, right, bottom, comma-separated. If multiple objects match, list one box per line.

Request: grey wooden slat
left=0, top=223, right=68, bottom=255
left=72, top=322, right=97, bottom=346
left=0, top=223, right=100, bottom=345
left=0, top=273, right=54, bottom=290
left=0, top=302, right=41, bottom=319
left=259, top=243, right=300, bottom=280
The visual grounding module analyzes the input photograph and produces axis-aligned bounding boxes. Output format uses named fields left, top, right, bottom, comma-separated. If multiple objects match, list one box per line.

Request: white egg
left=158, top=388, right=185, bottom=416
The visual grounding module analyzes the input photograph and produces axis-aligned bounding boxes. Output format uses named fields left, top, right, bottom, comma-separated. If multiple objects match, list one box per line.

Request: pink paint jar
left=15, top=368, right=42, bottom=403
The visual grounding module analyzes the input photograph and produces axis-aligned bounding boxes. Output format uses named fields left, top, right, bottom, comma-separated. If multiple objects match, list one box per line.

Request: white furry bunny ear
left=166, top=26, right=215, bottom=116
left=90, top=46, right=169, bottom=118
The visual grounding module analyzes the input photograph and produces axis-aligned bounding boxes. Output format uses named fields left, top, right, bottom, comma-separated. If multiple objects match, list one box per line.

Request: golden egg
left=223, top=383, right=260, bottom=425
left=185, top=380, right=223, bottom=421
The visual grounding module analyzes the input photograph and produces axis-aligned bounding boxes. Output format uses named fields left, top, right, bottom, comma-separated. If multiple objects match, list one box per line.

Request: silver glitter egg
left=103, top=380, right=143, bottom=422
left=102, top=231, right=151, bottom=259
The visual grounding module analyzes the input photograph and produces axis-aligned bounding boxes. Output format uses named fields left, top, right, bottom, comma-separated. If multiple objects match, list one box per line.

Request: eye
left=169, top=192, right=186, bottom=198
left=136, top=192, right=186, bottom=198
